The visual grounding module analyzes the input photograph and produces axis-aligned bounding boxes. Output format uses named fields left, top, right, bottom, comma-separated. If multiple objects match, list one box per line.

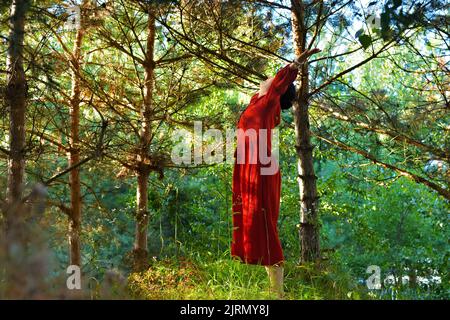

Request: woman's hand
left=289, top=48, right=321, bottom=69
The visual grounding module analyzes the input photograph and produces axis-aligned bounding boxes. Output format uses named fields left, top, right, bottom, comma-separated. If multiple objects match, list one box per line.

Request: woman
left=231, top=48, right=321, bottom=298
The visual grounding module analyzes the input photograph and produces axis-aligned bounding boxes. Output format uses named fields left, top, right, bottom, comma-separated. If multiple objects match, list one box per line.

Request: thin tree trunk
left=133, top=7, right=156, bottom=271
left=68, top=22, right=84, bottom=268
left=5, top=0, right=29, bottom=212
left=291, top=0, right=320, bottom=263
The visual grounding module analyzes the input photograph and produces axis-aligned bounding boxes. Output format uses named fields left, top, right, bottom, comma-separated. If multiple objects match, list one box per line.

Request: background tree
left=4, top=0, right=30, bottom=219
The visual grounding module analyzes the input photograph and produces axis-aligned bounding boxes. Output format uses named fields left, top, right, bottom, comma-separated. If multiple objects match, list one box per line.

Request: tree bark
left=68, top=18, right=84, bottom=268
left=291, top=0, right=320, bottom=263
left=5, top=0, right=29, bottom=212
left=133, top=7, right=156, bottom=271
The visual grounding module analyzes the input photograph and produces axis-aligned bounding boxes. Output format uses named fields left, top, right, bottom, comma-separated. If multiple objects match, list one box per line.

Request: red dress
left=231, top=64, right=298, bottom=266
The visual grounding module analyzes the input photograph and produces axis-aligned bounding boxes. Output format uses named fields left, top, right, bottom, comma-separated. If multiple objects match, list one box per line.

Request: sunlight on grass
left=127, top=252, right=367, bottom=300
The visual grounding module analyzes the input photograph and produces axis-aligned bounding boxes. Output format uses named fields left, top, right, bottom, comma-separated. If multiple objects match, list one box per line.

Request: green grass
left=127, top=251, right=369, bottom=300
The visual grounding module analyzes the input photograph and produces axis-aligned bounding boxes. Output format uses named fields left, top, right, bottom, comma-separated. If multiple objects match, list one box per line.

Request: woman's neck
left=257, top=91, right=267, bottom=98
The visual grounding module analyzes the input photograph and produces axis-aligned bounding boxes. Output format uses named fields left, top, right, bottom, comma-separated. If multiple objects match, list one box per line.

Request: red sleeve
left=267, top=64, right=298, bottom=97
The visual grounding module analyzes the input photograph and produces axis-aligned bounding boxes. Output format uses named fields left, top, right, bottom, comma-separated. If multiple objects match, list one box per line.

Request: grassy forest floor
left=127, top=255, right=366, bottom=300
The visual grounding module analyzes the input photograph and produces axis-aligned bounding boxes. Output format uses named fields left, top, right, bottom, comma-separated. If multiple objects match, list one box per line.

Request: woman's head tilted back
left=280, top=83, right=296, bottom=110
left=259, top=77, right=274, bottom=96
left=258, top=77, right=296, bottom=110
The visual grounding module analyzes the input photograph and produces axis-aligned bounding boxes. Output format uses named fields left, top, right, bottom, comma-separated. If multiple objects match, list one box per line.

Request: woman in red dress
left=231, top=48, right=321, bottom=298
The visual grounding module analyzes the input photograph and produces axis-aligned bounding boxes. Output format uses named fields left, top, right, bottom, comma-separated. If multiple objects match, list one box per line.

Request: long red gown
left=231, top=64, right=298, bottom=266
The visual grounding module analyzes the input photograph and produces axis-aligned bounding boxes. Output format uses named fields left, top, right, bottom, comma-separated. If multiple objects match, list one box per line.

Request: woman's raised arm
left=267, top=48, right=322, bottom=96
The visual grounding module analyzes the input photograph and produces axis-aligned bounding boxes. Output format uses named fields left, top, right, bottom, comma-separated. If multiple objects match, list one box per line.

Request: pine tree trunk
left=134, top=169, right=150, bottom=270
left=133, top=7, right=155, bottom=271
left=291, top=0, right=320, bottom=263
left=5, top=0, right=29, bottom=212
left=68, top=23, right=84, bottom=268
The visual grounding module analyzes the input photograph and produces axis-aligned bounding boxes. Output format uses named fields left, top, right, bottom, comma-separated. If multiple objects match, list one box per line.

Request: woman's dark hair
left=280, top=83, right=296, bottom=110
